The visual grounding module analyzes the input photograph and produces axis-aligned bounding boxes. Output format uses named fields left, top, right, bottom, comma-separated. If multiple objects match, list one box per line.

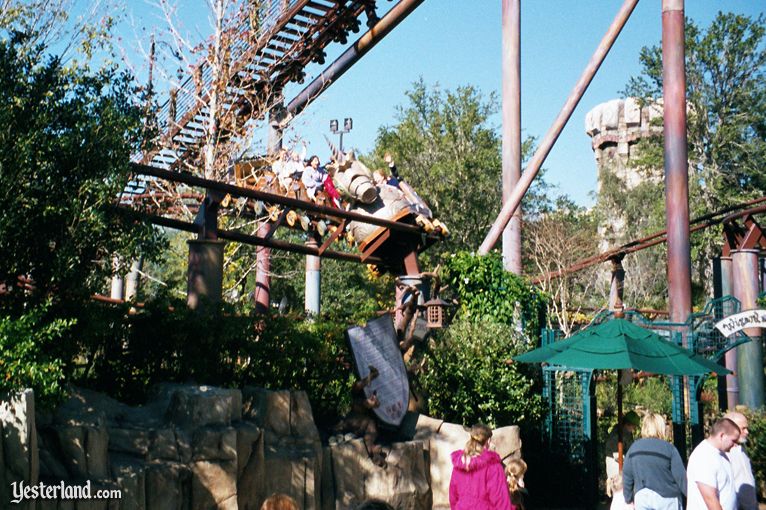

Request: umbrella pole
left=617, top=372, right=624, bottom=472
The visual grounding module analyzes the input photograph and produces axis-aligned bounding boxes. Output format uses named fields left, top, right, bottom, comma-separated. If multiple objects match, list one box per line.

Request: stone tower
left=585, top=97, right=663, bottom=192
left=584, top=98, right=666, bottom=309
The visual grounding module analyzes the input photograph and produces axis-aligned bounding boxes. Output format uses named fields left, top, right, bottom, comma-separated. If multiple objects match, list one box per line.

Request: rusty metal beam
left=137, top=211, right=383, bottom=265
left=662, top=0, right=692, bottom=327
left=287, top=0, right=426, bottom=116
left=479, top=0, right=639, bottom=254
left=502, top=0, right=522, bottom=274
left=318, top=219, right=346, bottom=255
left=532, top=197, right=766, bottom=285
left=255, top=222, right=271, bottom=313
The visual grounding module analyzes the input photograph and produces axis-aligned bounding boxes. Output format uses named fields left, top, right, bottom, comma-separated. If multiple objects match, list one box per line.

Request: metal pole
left=287, top=0, right=426, bottom=117
left=662, top=0, right=692, bottom=454
left=268, top=100, right=284, bottom=155
left=732, top=249, right=765, bottom=408
left=609, top=256, right=625, bottom=313
left=305, top=238, right=321, bottom=316
left=125, top=257, right=143, bottom=302
left=662, top=0, right=692, bottom=327
left=110, top=256, right=124, bottom=301
left=719, top=256, right=739, bottom=409
left=258, top=56, right=280, bottom=313
left=502, top=0, right=522, bottom=274
left=255, top=222, right=271, bottom=313
left=479, top=0, right=639, bottom=254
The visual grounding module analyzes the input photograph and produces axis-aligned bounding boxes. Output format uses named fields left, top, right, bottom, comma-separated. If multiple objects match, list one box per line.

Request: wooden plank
left=264, top=209, right=289, bottom=241
left=318, top=219, right=346, bottom=255
left=360, top=229, right=391, bottom=263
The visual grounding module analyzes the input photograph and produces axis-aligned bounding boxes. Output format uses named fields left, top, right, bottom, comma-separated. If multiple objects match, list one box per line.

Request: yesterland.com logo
left=10, top=480, right=121, bottom=504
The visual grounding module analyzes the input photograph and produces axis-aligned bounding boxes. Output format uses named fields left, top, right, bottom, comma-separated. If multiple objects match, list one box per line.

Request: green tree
left=615, top=12, right=766, bottom=304
left=0, top=34, right=164, bottom=312
left=366, top=79, right=549, bottom=258
left=417, top=251, right=546, bottom=428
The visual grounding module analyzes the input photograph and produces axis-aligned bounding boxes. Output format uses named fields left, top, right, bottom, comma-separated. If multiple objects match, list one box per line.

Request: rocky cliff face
left=1, top=387, right=521, bottom=509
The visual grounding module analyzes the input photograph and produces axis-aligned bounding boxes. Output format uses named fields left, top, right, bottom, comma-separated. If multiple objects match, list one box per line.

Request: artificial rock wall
left=0, top=387, right=521, bottom=510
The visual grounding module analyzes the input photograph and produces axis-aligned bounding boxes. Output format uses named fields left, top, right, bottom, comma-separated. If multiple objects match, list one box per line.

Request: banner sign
left=715, top=309, right=766, bottom=337
left=347, top=314, right=409, bottom=427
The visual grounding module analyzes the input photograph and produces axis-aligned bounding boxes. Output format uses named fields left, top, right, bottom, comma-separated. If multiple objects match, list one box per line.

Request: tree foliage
left=60, top=297, right=354, bottom=427
left=417, top=251, right=546, bottom=428
left=419, top=318, right=544, bottom=428
left=613, top=12, right=766, bottom=304
left=366, top=79, right=548, bottom=258
left=0, top=34, right=164, bottom=312
left=0, top=302, right=69, bottom=406
left=0, top=0, right=117, bottom=61
left=744, top=406, right=766, bottom=498
left=443, top=250, right=546, bottom=335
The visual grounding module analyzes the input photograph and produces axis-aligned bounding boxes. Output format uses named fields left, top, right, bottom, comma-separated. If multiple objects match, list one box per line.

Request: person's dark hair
left=355, top=499, right=395, bottom=510
left=711, top=417, right=740, bottom=437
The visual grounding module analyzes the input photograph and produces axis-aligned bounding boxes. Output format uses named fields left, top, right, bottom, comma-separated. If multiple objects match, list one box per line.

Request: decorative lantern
left=424, top=297, right=451, bottom=329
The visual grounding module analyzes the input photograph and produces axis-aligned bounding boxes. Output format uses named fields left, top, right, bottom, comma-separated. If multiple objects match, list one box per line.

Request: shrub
left=419, top=318, right=543, bottom=428
left=0, top=303, right=69, bottom=406
left=417, top=251, right=547, bottom=428
left=64, top=297, right=354, bottom=427
left=744, top=407, right=766, bottom=499
left=443, top=250, right=546, bottom=335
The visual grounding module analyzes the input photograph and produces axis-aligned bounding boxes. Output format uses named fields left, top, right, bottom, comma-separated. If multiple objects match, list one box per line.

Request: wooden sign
left=347, top=315, right=410, bottom=427
left=715, top=309, right=766, bottom=337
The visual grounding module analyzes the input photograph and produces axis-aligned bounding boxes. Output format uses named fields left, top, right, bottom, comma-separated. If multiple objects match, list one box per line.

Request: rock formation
left=1, top=387, right=522, bottom=509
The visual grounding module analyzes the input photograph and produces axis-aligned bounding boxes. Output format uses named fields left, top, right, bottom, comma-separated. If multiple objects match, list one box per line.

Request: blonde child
left=607, top=474, right=631, bottom=510
left=506, top=458, right=527, bottom=510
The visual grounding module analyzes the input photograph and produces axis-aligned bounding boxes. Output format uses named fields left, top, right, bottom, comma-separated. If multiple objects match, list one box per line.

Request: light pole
left=329, top=117, right=353, bottom=152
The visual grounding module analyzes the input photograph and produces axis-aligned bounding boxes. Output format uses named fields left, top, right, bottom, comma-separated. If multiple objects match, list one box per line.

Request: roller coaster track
left=125, top=0, right=381, bottom=195
left=532, top=196, right=766, bottom=284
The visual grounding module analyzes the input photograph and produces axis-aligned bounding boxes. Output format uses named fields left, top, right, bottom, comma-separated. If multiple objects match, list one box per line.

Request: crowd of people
left=258, top=410, right=757, bottom=510
left=263, top=146, right=403, bottom=209
left=607, top=410, right=758, bottom=510
left=269, top=147, right=342, bottom=207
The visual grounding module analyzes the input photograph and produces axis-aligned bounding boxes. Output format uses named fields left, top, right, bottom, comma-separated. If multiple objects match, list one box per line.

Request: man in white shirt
left=723, top=411, right=758, bottom=510
left=686, top=418, right=741, bottom=510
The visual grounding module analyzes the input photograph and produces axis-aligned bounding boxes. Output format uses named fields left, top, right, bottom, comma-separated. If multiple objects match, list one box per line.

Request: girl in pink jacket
left=449, top=424, right=512, bottom=510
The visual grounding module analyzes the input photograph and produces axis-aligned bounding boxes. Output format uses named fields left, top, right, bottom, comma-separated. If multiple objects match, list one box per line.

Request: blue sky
left=123, top=1, right=764, bottom=206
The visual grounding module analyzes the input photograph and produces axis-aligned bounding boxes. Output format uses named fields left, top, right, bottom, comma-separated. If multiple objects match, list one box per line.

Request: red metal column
left=731, top=249, right=765, bottom=408
left=254, top=222, right=271, bottom=313
left=662, top=0, right=692, bottom=327
left=479, top=0, right=639, bottom=254
left=502, top=0, right=522, bottom=274
left=662, top=0, right=692, bottom=454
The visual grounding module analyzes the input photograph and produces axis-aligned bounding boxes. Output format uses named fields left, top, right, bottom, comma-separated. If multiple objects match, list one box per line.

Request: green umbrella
left=515, top=318, right=729, bottom=376
left=514, top=318, right=730, bottom=471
